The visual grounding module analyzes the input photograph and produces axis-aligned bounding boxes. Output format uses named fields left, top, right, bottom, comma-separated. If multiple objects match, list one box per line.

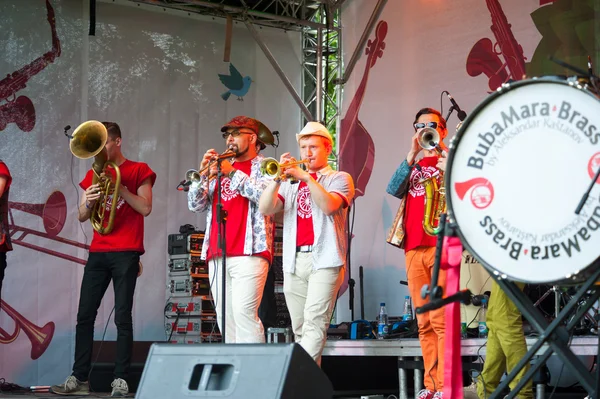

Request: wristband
left=85, top=201, right=92, bottom=210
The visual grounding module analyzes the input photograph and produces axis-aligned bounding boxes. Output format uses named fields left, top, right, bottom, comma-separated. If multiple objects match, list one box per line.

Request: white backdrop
left=1, top=0, right=598, bottom=387
left=0, top=0, right=301, bottom=385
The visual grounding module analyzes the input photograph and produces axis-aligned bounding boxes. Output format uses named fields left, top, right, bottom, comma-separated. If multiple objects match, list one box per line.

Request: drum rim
left=445, top=77, right=600, bottom=284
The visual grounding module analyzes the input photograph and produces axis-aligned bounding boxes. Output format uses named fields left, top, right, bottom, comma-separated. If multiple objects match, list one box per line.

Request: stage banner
left=338, top=0, right=599, bottom=321
left=0, top=0, right=300, bottom=385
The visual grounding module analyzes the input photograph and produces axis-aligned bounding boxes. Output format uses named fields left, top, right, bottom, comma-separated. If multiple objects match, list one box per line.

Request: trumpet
left=182, top=149, right=235, bottom=188
left=260, top=157, right=309, bottom=182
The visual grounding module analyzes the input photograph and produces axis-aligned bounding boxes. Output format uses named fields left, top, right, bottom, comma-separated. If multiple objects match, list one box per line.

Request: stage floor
left=322, top=336, right=599, bottom=356
left=0, top=392, right=588, bottom=398
left=3, top=337, right=596, bottom=399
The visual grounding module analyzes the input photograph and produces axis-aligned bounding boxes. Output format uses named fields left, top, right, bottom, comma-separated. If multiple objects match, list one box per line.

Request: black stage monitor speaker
left=136, top=343, right=333, bottom=399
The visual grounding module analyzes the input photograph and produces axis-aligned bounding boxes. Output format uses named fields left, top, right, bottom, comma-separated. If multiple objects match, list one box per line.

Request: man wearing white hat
left=259, top=121, right=354, bottom=365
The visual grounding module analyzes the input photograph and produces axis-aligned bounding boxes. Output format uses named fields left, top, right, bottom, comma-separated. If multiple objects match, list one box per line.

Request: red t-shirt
left=206, top=159, right=271, bottom=263
left=403, top=156, right=440, bottom=252
left=80, top=160, right=156, bottom=254
left=291, top=173, right=317, bottom=246
left=277, top=173, right=350, bottom=247
left=0, top=162, right=12, bottom=252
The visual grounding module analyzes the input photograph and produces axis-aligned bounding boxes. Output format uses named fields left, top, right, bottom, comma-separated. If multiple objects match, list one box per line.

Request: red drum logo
left=588, top=152, right=600, bottom=184
left=455, top=178, right=495, bottom=209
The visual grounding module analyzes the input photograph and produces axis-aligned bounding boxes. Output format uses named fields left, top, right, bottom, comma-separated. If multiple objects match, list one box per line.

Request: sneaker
left=110, top=378, right=129, bottom=397
left=463, top=382, right=480, bottom=399
left=417, top=389, right=435, bottom=399
left=50, top=375, right=90, bottom=396
left=433, top=392, right=444, bottom=399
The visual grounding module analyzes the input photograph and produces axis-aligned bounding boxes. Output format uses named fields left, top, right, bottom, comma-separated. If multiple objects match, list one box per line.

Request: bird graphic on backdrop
left=218, top=63, right=252, bottom=101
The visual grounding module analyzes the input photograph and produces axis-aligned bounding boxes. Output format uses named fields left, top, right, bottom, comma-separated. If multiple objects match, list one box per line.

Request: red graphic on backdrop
left=0, top=300, right=54, bottom=360
left=0, top=0, right=61, bottom=132
left=455, top=178, right=495, bottom=209
left=338, top=21, right=387, bottom=198
left=3, top=191, right=91, bottom=358
left=9, top=191, right=90, bottom=265
left=466, top=0, right=526, bottom=91
left=589, top=152, right=600, bottom=184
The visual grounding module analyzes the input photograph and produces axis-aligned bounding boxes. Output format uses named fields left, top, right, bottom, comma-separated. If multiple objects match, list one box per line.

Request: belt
left=296, top=245, right=313, bottom=253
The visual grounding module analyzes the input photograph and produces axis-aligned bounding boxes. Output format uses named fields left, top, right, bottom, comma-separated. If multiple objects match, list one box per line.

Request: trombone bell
left=417, top=127, right=441, bottom=152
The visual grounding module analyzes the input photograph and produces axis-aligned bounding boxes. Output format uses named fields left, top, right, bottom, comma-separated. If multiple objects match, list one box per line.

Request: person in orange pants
left=387, top=108, right=449, bottom=399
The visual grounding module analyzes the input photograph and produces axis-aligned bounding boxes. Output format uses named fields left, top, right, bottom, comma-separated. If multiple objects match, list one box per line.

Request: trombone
left=417, top=127, right=446, bottom=235
left=417, top=127, right=444, bottom=155
left=260, top=157, right=309, bottom=182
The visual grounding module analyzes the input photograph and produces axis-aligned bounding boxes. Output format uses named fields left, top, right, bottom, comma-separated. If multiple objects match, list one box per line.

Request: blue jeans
left=73, top=251, right=140, bottom=381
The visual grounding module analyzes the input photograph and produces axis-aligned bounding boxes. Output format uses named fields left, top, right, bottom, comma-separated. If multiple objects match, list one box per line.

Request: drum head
left=447, top=78, right=600, bottom=284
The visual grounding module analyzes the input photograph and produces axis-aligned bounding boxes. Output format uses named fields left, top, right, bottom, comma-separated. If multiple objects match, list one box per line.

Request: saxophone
left=421, top=171, right=446, bottom=236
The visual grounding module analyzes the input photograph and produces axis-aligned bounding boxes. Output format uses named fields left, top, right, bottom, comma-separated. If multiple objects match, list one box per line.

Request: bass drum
left=446, top=77, right=600, bottom=284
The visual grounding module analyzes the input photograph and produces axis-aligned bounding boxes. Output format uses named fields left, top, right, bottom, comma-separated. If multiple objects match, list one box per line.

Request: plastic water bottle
left=402, top=296, right=413, bottom=321
left=461, top=322, right=468, bottom=339
left=377, top=302, right=389, bottom=339
left=478, top=298, right=489, bottom=338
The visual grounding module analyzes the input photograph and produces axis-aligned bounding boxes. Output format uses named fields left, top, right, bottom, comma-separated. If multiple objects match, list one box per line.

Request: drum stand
left=491, top=272, right=600, bottom=399
left=417, top=214, right=600, bottom=399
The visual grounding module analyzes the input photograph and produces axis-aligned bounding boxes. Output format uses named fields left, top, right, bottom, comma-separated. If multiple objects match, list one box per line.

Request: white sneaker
left=463, top=382, right=479, bottom=399
left=50, top=375, right=90, bottom=396
left=110, top=378, right=129, bottom=397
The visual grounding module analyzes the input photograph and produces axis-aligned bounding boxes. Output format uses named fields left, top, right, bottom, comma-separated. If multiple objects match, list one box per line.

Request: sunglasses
left=221, top=129, right=254, bottom=139
left=413, top=121, right=439, bottom=130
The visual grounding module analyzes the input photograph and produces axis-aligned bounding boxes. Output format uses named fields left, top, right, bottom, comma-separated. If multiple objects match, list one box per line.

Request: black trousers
left=0, top=252, right=6, bottom=304
left=73, top=251, right=140, bottom=381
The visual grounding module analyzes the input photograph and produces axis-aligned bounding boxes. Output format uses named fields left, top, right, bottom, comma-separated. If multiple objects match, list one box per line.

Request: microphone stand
left=444, top=105, right=455, bottom=123
left=359, top=266, right=365, bottom=320
left=216, top=158, right=228, bottom=343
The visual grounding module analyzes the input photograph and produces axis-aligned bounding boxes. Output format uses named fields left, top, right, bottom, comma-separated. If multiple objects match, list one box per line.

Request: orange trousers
left=406, top=246, right=447, bottom=392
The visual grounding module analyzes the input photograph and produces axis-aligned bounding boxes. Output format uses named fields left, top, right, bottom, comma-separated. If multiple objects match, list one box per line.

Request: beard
left=230, top=144, right=248, bottom=158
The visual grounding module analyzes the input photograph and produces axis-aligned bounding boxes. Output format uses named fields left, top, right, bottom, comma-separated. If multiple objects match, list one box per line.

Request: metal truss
left=301, top=2, right=341, bottom=134
left=116, top=0, right=393, bottom=165
left=128, top=0, right=343, bottom=31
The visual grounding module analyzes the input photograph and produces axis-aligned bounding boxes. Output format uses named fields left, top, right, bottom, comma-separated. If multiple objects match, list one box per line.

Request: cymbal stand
left=533, top=285, right=600, bottom=332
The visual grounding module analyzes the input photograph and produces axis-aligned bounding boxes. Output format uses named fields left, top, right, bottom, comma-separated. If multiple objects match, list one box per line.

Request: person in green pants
left=464, top=281, right=533, bottom=399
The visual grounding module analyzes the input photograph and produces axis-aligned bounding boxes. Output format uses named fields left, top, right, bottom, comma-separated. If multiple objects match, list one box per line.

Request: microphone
left=64, top=125, right=73, bottom=139
left=176, top=179, right=192, bottom=192
left=471, top=293, right=490, bottom=307
left=446, top=93, right=467, bottom=121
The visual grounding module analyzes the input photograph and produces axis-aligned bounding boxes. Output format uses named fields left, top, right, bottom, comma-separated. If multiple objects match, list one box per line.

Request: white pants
left=283, top=252, right=344, bottom=366
left=209, top=256, right=268, bottom=343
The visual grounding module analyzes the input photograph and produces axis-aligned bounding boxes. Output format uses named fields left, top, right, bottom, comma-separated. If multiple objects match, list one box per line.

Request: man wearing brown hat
left=259, top=121, right=354, bottom=365
left=187, top=116, right=274, bottom=343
